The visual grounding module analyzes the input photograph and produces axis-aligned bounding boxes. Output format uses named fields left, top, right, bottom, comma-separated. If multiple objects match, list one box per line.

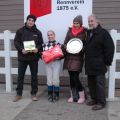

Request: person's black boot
left=48, top=91, right=53, bottom=102
left=48, top=86, right=53, bottom=102
left=71, top=88, right=79, bottom=102
left=53, top=91, right=59, bottom=101
left=53, top=86, right=60, bottom=102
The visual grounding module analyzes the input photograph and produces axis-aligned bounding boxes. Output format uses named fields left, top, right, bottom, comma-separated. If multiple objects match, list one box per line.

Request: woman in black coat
left=63, top=15, right=87, bottom=103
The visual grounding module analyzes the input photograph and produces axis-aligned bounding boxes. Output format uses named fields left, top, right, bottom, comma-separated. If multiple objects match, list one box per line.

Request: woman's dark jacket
left=85, top=24, right=115, bottom=75
left=14, top=24, right=43, bottom=61
left=63, top=27, right=87, bottom=72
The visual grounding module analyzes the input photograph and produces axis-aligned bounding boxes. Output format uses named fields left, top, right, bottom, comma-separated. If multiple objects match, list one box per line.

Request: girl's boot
left=53, top=86, right=60, bottom=101
left=48, top=86, right=53, bottom=102
left=77, top=91, right=85, bottom=104
left=68, top=91, right=73, bottom=103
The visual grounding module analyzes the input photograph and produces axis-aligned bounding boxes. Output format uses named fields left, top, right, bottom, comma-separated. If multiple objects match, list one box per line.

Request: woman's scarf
left=72, top=26, right=84, bottom=37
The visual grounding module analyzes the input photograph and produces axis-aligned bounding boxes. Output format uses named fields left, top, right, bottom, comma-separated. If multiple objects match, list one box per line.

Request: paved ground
left=0, top=84, right=120, bottom=120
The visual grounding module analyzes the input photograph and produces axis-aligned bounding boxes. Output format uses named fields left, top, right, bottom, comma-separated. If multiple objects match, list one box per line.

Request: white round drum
left=66, top=38, right=83, bottom=54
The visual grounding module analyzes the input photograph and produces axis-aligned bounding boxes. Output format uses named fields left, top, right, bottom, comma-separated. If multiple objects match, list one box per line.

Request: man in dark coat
left=85, top=14, right=114, bottom=110
left=13, top=14, right=43, bottom=102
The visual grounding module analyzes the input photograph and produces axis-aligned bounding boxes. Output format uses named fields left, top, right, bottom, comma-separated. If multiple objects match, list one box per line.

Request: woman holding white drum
left=63, top=15, right=87, bottom=103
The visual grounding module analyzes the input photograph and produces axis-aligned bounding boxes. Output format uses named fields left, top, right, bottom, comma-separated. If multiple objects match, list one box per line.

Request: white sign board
left=24, top=0, right=92, bottom=43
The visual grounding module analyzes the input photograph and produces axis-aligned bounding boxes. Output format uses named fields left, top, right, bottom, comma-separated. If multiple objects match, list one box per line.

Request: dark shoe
left=53, top=91, right=59, bottom=102
left=92, top=104, right=105, bottom=111
left=48, top=90, right=53, bottom=102
left=13, top=95, right=22, bottom=102
left=53, top=94, right=59, bottom=102
left=48, top=95, right=53, bottom=102
left=31, top=95, right=38, bottom=101
left=86, top=100, right=97, bottom=106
